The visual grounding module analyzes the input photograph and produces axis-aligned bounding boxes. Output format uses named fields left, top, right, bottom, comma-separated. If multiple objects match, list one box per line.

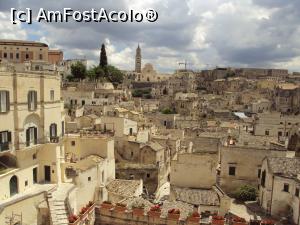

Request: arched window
left=49, top=123, right=57, bottom=138
left=49, top=123, right=58, bottom=142
left=9, top=175, right=18, bottom=196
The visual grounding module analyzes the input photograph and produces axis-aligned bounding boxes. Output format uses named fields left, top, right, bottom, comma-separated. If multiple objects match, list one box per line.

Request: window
left=82, top=100, right=85, bottom=106
left=50, top=90, right=54, bottom=101
left=147, top=173, right=150, bottom=178
left=102, top=171, right=105, bottom=183
left=71, top=141, right=75, bottom=146
left=261, top=170, right=266, bottom=187
left=3, top=52, right=7, bottom=58
left=32, top=153, right=36, bottom=160
left=49, top=123, right=57, bottom=139
left=0, top=131, right=11, bottom=151
left=265, top=130, right=269, bottom=136
left=283, top=183, right=289, bottom=192
left=16, top=53, right=19, bottom=59
left=28, top=91, right=37, bottom=111
left=229, top=166, right=236, bottom=176
left=10, top=53, right=13, bottom=59
left=26, top=127, right=37, bottom=146
left=0, top=91, right=10, bottom=113
left=278, top=131, right=282, bottom=137
left=88, top=177, right=91, bottom=182
left=25, top=53, right=29, bottom=59
left=39, top=54, right=43, bottom=60
left=61, top=121, right=64, bottom=137
left=296, top=188, right=299, bottom=197
left=258, top=169, right=261, bottom=178
left=25, top=180, right=28, bottom=186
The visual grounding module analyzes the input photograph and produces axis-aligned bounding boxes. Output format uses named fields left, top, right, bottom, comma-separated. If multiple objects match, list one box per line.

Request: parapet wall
left=95, top=206, right=202, bottom=225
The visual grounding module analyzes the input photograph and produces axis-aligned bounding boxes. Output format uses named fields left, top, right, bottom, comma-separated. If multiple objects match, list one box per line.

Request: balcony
left=50, top=136, right=60, bottom=143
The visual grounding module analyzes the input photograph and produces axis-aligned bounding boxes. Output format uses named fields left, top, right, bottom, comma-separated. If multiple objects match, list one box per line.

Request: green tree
left=100, top=44, right=108, bottom=68
left=71, top=61, right=87, bottom=80
left=106, top=65, right=124, bottom=85
left=161, top=108, right=176, bottom=114
left=87, top=66, right=105, bottom=81
left=233, top=185, right=257, bottom=202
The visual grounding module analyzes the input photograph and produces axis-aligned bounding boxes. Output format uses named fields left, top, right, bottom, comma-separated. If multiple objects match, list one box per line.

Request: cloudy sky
left=1, top=0, right=300, bottom=72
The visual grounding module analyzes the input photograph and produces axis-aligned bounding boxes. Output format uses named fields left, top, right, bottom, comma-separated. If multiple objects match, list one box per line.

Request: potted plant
left=132, top=202, right=145, bottom=216
left=168, top=208, right=180, bottom=220
left=232, top=216, right=247, bottom=225
left=187, top=211, right=200, bottom=223
left=261, top=220, right=275, bottom=225
left=101, top=200, right=113, bottom=209
left=148, top=205, right=161, bottom=218
left=79, top=206, right=88, bottom=217
left=212, top=215, right=225, bottom=225
left=115, top=202, right=127, bottom=212
left=68, top=214, right=79, bottom=224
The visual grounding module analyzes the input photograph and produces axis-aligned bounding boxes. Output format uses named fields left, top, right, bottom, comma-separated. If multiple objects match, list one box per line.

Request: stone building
left=259, top=155, right=300, bottom=224
left=274, top=83, right=300, bottom=113
left=219, top=135, right=286, bottom=194
left=0, top=63, right=116, bottom=225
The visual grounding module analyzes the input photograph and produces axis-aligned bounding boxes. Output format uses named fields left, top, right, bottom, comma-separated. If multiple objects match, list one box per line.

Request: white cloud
left=0, top=12, right=27, bottom=39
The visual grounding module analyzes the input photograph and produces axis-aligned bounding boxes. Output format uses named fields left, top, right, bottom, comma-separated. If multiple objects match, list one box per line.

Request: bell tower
left=135, top=44, right=141, bottom=73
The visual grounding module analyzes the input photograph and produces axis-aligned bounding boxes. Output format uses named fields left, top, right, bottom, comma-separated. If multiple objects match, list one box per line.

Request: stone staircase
left=47, top=183, right=75, bottom=225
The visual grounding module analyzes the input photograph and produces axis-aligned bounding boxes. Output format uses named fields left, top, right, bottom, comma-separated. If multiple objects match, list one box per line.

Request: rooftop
left=0, top=39, right=48, bottom=47
left=106, top=179, right=141, bottom=198
left=267, top=157, right=300, bottom=178
left=171, top=186, right=220, bottom=206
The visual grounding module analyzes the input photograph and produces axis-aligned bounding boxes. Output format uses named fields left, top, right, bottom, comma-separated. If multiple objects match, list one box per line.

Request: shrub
left=161, top=108, right=176, bottom=114
left=233, top=185, right=257, bottom=201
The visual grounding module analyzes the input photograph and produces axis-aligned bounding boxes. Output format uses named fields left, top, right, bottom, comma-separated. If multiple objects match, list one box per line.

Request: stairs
left=47, top=183, right=75, bottom=225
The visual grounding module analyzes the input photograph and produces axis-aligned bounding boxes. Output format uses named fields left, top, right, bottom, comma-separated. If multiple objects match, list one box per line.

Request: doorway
left=33, top=167, right=37, bottom=184
left=9, top=175, right=18, bottom=196
left=44, top=166, right=51, bottom=183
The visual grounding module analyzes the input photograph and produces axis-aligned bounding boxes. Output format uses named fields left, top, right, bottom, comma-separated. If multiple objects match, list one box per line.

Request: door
left=9, top=175, right=18, bottom=196
left=44, top=166, right=51, bottom=183
left=33, top=167, right=37, bottom=184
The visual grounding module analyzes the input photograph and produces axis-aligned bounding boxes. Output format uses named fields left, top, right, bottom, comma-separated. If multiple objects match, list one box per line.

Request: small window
left=265, top=130, right=269, bottom=136
left=88, top=177, right=91, bottom=181
left=147, top=173, right=150, bottom=178
left=71, top=141, right=75, bottom=146
left=258, top=169, right=261, bottom=178
left=278, top=131, right=282, bottom=137
left=0, top=90, right=10, bottom=113
left=39, top=54, right=43, bottom=60
left=295, top=188, right=299, bottom=197
left=10, top=53, right=13, bottom=59
left=283, top=183, right=289, bottom=192
left=26, top=53, right=29, bottom=59
left=3, top=52, right=7, bottom=58
left=32, top=154, right=37, bottom=160
left=50, top=90, right=54, bottom=101
left=25, top=180, right=28, bottom=186
left=16, top=53, right=19, bottom=59
left=229, top=166, right=236, bottom=176
left=28, top=91, right=37, bottom=111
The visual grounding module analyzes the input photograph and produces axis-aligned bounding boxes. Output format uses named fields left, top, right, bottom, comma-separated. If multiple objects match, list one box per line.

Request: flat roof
left=0, top=39, right=48, bottom=47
